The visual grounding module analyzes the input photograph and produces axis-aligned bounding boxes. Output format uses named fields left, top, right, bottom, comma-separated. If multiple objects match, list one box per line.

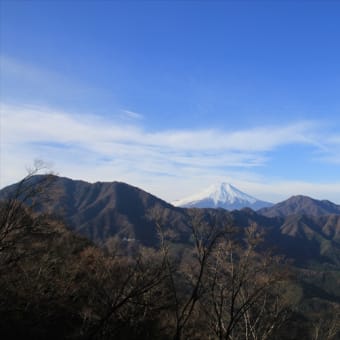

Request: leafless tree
left=0, top=160, right=56, bottom=262
left=157, top=215, right=229, bottom=340
left=0, top=161, right=55, bottom=265
left=75, top=246, right=168, bottom=339
left=201, top=224, right=291, bottom=340
left=312, top=302, right=340, bottom=340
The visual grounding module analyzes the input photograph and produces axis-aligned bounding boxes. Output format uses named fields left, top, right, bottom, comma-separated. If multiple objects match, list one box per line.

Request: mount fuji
left=172, top=183, right=273, bottom=210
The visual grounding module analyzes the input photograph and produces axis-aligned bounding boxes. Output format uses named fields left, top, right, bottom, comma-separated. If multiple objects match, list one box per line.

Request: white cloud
left=1, top=103, right=317, bottom=150
left=1, top=103, right=339, bottom=203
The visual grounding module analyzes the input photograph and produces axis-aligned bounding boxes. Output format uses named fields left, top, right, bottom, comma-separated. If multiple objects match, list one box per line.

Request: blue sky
left=1, top=1, right=340, bottom=203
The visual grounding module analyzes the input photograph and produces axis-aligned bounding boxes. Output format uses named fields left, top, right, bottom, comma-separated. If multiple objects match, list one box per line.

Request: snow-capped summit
left=172, top=182, right=272, bottom=210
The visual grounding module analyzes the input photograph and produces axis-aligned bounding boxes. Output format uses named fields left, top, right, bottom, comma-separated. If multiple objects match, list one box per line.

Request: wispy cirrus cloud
left=306, top=131, right=340, bottom=165
left=0, top=55, right=120, bottom=114
left=1, top=102, right=339, bottom=202
left=0, top=55, right=79, bottom=97
left=1, top=102, right=317, bottom=154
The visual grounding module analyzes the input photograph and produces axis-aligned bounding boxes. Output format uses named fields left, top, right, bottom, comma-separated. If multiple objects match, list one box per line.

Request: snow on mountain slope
left=172, top=183, right=272, bottom=210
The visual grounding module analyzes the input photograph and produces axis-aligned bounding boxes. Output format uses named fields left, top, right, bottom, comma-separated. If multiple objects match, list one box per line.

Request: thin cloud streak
left=121, top=110, right=144, bottom=120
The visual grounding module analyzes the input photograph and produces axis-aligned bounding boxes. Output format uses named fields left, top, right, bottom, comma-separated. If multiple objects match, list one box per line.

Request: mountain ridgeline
left=259, top=195, right=340, bottom=217
left=0, top=175, right=191, bottom=247
left=1, top=175, right=340, bottom=268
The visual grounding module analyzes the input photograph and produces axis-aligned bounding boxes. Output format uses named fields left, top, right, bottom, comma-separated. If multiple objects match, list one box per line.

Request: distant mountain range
left=1, top=175, right=340, bottom=267
left=172, top=182, right=272, bottom=210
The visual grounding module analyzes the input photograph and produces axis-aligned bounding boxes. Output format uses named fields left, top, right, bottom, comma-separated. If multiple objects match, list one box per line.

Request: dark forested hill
left=0, top=175, right=192, bottom=247
left=258, top=195, right=340, bottom=218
